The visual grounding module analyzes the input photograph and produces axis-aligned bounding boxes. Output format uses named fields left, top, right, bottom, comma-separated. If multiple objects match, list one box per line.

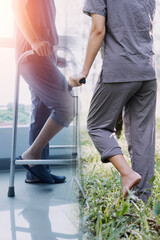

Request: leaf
left=149, top=176, right=156, bottom=184
left=143, top=215, right=149, bottom=233
left=104, top=224, right=111, bottom=238
left=91, top=164, right=96, bottom=176
left=96, top=179, right=103, bottom=189
left=83, top=213, right=93, bottom=222
left=117, top=202, right=129, bottom=217
left=154, top=202, right=160, bottom=217
left=108, top=223, right=127, bottom=240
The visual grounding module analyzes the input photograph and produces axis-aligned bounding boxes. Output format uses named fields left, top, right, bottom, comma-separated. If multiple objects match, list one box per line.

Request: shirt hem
left=83, top=9, right=106, bottom=17
left=100, top=78, right=157, bottom=84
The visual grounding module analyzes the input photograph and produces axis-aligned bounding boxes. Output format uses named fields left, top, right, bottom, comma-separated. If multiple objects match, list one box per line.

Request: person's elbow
left=91, top=14, right=106, bottom=38
left=92, top=25, right=106, bottom=38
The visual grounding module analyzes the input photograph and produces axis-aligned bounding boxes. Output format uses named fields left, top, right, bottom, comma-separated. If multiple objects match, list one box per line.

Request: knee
left=51, top=102, right=75, bottom=127
left=64, top=97, right=76, bottom=123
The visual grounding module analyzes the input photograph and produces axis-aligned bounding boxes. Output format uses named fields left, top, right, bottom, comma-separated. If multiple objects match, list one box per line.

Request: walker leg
left=8, top=186, right=15, bottom=198
left=8, top=71, right=20, bottom=197
left=8, top=160, right=15, bottom=197
left=8, top=114, right=17, bottom=198
left=8, top=132, right=16, bottom=197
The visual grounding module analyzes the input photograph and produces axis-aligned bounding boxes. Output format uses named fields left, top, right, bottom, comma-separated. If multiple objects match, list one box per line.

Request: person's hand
left=69, top=73, right=86, bottom=88
left=31, top=40, right=53, bottom=56
left=57, top=57, right=67, bottom=68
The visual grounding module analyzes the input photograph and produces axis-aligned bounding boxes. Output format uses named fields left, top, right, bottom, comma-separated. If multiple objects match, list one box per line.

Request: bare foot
left=122, top=171, right=142, bottom=198
left=22, top=148, right=41, bottom=167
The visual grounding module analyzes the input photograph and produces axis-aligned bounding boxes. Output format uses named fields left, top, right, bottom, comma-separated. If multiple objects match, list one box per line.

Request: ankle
left=22, top=147, right=40, bottom=158
left=28, top=147, right=40, bottom=156
left=121, top=169, right=135, bottom=178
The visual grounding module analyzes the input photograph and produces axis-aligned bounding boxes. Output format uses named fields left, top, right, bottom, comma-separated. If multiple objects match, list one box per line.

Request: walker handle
left=79, top=78, right=86, bottom=84
left=68, top=78, right=86, bottom=91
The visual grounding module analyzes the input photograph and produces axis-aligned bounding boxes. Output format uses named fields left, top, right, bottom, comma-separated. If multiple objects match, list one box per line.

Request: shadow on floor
left=0, top=166, right=83, bottom=240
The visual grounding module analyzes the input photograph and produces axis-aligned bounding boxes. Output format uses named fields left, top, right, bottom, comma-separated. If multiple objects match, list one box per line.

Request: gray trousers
left=20, top=54, right=74, bottom=179
left=87, top=80, right=157, bottom=202
left=21, top=54, right=74, bottom=128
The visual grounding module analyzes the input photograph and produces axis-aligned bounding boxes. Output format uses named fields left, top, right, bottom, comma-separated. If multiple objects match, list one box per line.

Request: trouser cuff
left=101, top=148, right=122, bottom=163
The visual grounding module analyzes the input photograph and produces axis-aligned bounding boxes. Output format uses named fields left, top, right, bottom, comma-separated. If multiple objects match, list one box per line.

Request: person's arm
left=151, top=21, right=154, bottom=34
left=12, top=0, right=52, bottom=56
left=69, top=14, right=106, bottom=87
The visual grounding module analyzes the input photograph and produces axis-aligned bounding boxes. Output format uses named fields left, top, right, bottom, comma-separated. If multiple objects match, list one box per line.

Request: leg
left=19, top=56, right=74, bottom=181
left=26, top=88, right=51, bottom=182
left=87, top=81, right=142, bottom=197
left=123, top=80, right=157, bottom=202
left=109, top=155, right=141, bottom=197
left=22, top=116, right=63, bottom=164
left=29, top=88, right=51, bottom=160
left=21, top=116, right=66, bottom=184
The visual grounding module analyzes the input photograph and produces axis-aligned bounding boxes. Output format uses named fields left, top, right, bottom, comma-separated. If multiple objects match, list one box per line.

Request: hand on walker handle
left=69, top=73, right=86, bottom=88
left=79, top=78, right=86, bottom=84
left=31, top=40, right=53, bottom=56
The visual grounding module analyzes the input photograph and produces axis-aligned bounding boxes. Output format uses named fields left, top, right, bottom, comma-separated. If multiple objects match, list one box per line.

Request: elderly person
left=69, top=0, right=157, bottom=202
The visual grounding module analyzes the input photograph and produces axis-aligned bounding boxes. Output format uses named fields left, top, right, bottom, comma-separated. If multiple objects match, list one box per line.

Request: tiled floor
left=0, top=166, right=82, bottom=240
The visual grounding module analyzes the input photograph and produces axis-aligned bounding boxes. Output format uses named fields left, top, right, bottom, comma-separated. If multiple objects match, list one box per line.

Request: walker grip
left=68, top=78, right=86, bottom=91
left=79, top=78, right=86, bottom=84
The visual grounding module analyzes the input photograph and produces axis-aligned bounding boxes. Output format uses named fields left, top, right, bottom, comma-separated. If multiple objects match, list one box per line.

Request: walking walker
left=7, top=46, right=88, bottom=207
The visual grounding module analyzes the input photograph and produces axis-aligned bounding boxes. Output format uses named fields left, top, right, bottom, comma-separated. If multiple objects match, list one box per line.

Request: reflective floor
left=0, top=166, right=82, bottom=240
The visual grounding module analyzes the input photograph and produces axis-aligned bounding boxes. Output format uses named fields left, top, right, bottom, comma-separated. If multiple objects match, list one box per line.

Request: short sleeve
left=83, top=0, right=107, bottom=17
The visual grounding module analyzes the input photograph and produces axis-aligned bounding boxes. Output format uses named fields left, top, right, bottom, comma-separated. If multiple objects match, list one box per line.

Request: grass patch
left=79, top=116, right=160, bottom=239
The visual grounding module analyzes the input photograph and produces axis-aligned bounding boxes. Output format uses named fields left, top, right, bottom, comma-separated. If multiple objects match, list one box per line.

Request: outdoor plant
left=79, top=117, right=160, bottom=240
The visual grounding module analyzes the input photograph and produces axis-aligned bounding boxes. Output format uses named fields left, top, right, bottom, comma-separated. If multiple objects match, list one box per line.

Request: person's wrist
left=81, top=71, right=88, bottom=78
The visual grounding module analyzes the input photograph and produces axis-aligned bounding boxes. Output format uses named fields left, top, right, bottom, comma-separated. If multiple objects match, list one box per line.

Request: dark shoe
left=25, top=174, right=66, bottom=184
left=25, top=161, right=66, bottom=184
left=51, top=174, right=66, bottom=183
left=17, top=156, right=55, bottom=184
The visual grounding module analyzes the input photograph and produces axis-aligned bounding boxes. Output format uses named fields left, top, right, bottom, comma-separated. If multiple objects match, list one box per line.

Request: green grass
left=79, top=116, right=160, bottom=240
